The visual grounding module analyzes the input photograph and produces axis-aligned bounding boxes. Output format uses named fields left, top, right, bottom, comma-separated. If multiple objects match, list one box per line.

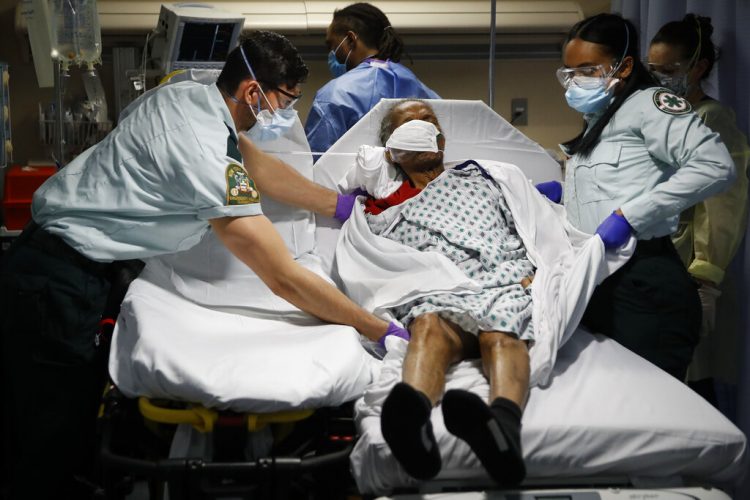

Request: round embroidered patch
left=652, top=89, right=692, bottom=115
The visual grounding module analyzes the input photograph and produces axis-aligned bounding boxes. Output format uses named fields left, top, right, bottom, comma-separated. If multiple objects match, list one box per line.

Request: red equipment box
left=2, top=164, right=57, bottom=230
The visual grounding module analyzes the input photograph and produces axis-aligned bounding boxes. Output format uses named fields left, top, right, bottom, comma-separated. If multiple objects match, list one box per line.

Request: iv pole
left=488, top=0, right=497, bottom=109
left=53, top=58, right=66, bottom=168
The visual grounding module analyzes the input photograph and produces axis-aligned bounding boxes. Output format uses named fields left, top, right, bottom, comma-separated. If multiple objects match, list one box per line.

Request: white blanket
left=336, top=159, right=635, bottom=387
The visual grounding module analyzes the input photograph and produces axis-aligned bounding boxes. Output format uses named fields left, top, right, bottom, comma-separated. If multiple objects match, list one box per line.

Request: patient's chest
left=383, top=167, right=533, bottom=282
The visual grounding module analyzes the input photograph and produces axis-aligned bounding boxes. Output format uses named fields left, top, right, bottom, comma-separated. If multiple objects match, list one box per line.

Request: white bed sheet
left=110, top=259, right=378, bottom=412
left=351, top=330, right=747, bottom=495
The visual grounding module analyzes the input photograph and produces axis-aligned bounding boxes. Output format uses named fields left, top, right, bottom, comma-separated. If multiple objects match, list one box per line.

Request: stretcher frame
left=98, top=385, right=360, bottom=500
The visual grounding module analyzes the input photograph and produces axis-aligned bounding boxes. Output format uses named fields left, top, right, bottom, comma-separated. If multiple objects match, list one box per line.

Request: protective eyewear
left=555, top=64, right=614, bottom=90
left=643, top=59, right=685, bottom=76
left=270, top=86, right=303, bottom=109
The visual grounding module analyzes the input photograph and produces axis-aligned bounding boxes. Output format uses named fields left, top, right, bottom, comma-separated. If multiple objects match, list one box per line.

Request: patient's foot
left=381, top=382, right=441, bottom=480
left=442, top=389, right=525, bottom=486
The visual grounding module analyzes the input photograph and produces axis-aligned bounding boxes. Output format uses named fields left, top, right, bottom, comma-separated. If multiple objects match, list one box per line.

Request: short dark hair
left=331, top=3, right=405, bottom=62
left=217, top=31, right=308, bottom=94
left=651, top=14, right=719, bottom=81
left=561, top=13, right=657, bottom=157
left=379, top=99, right=433, bottom=145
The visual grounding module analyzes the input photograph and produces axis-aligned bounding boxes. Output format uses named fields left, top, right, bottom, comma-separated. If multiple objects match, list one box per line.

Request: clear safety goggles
left=555, top=64, right=616, bottom=90
left=266, top=85, right=302, bottom=110
left=644, top=60, right=684, bottom=74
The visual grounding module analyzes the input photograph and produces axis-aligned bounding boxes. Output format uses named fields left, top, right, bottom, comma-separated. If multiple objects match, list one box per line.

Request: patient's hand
left=521, top=275, right=534, bottom=289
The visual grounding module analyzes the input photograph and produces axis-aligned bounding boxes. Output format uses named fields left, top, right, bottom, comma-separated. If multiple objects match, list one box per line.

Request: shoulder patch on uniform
left=225, top=164, right=260, bottom=205
left=652, top=89, right=692, bottom=115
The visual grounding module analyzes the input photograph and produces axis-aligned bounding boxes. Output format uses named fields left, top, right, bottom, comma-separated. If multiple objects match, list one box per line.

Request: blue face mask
left=247, top=107, right=298, bottom=143
left=328, top=36, right=352, bottom=78
left=328, top=51, right=347, bottom=78
left=564, top=79, right=616, bottom=114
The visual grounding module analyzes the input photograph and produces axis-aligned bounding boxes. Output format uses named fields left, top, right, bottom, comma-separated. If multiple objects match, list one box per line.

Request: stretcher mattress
left=110, top=258, right=379, bottom=412
left=350, top=330, right=747, bottom=495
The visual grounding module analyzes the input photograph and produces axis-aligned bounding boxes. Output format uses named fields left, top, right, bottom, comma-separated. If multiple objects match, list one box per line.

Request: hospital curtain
left=612, top=1, right=750, bottom=497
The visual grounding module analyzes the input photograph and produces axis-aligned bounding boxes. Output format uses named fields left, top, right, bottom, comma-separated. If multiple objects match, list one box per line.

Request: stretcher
left=313, top=99, right=747, bottom=499
left=103, top=97, right=746, bottom=499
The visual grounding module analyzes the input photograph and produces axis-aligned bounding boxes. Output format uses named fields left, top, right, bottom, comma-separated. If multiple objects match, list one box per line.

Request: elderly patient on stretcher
left=351, top=99, right=534, bottom=486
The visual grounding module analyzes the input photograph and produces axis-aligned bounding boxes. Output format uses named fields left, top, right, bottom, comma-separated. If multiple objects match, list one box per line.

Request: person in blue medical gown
left=305, top=2, right=440, bottom=158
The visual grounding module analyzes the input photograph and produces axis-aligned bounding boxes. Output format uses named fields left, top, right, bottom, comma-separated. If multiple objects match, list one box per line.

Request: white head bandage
left=385, top=120, right=440, bottom=152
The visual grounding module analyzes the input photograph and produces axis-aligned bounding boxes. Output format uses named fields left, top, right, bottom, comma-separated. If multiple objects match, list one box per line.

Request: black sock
left=489, top=396, right=522, bottom=451
left=381, top=382, right=442, bottom=480
left=442, top=390, right=526, bottom=486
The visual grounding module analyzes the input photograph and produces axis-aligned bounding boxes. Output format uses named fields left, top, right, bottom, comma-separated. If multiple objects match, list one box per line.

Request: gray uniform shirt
left=563, top=88, right=735, bottom=239
left=32, top=82, right=263, bottom=261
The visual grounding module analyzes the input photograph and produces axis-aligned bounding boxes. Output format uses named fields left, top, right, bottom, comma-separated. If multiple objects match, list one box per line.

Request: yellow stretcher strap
left=159, top=69, right=186, bottom=85
left=138, top=397, right=314, bottom=433
left=246, top=409, right=314, bottom=432
left=139, top=397, right=217, bottom=432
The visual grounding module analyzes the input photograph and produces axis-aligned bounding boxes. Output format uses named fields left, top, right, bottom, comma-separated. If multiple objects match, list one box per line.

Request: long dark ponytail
left=561, top=13, right=658, bottom=157
left=331, top=3, right=405, bottom=62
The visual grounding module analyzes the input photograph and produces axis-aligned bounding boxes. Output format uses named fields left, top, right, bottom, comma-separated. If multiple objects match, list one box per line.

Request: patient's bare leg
left=402, top=313, right=474, bottom=404
left=479, top=331, right=530, bottom=409
left=442, top=331, right=528, bottom=486
left=380, top=313, right=473, bottom=480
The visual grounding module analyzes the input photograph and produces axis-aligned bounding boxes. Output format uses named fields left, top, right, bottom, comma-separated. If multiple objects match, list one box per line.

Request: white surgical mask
left=235, top=45, right=296, bottom=139
left=247, top=107, right=298, bottom=143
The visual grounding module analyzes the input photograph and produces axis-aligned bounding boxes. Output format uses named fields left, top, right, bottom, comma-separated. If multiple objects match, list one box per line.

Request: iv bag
left=50, top=0, right=102, bottom=68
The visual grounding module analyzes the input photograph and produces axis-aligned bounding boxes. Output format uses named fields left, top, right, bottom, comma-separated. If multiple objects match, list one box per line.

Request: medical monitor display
left=157, top=4, right=245, bottom=73
left=177, top=22, right=236, bottom=63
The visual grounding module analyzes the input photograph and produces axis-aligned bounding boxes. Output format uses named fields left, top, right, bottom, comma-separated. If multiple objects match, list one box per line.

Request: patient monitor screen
left=178, top=22, right=236, bottom=63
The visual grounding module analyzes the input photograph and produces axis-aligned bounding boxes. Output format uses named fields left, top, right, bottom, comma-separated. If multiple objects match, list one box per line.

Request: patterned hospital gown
left=367, top=162, right=535, bottom=340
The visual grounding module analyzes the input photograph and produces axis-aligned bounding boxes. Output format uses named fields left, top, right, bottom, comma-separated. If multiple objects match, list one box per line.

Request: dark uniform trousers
left=582, top=236, right=702, bottom=381
left=1, top=222, right=114, bottom=499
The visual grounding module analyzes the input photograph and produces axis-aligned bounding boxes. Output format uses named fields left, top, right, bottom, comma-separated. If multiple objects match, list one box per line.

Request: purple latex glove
left=334, top=188, right=368, bottom=223
left=378, top=321, right=411, bottom=349
left=535, top=180, right=562, bottom=203
left=595, top=211, right=633, bottom=249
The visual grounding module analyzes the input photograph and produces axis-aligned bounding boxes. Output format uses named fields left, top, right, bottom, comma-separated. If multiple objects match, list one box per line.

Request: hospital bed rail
left=98, top=386, right=358, bottom=500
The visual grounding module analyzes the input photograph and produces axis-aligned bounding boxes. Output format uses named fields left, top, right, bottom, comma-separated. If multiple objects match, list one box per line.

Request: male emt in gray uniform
left=1, top=31, right=407, bottom=498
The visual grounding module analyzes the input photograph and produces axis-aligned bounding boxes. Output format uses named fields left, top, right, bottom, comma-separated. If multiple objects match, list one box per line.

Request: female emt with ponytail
left=538, top=13, right=736, bottom=380
left=305, top=2, right=439, bottom=158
